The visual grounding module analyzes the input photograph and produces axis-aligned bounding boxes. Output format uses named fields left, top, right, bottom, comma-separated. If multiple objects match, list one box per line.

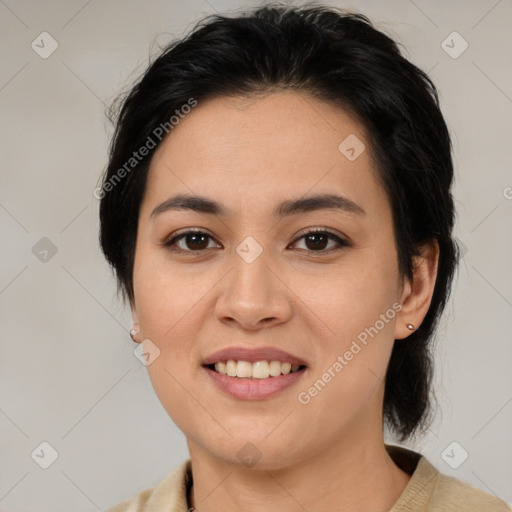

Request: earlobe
left=130, top=303, right=141, bottom=343
left=394, top=239, right=440, bottom=340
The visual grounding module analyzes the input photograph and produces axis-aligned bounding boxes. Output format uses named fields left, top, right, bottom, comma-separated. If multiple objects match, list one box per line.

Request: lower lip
left=203, top=366, right=307, bottom=400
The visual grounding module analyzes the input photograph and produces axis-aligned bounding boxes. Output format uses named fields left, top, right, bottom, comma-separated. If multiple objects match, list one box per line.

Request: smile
left=208, top=359, right=306, bottom=379
left=203, top=362, right=307, bottom=400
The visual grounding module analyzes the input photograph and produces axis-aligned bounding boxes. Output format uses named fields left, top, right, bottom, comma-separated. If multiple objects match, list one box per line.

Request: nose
left=214, top=245, right=293, bottom=331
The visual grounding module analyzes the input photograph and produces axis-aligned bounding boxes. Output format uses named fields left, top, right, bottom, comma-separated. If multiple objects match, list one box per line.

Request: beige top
left=105, top=445, right=511, bottom=511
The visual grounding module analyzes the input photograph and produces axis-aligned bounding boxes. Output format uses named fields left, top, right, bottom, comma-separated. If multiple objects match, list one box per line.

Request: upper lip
left=203, top=346, right=307, bottom=367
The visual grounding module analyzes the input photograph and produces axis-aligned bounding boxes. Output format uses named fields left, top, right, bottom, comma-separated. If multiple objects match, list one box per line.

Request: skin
left=130, top=90, right=439, bottom=512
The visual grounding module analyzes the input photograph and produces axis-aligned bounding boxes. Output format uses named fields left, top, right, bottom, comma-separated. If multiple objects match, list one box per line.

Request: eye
left=162, top=228, right=350, bottom=255
left=289, top=228, right=350, bottom=253
left=163, top=229, right=220, bottom=253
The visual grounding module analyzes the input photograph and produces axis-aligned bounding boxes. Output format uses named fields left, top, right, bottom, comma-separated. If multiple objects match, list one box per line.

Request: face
left=131, top=91, right=414, bottom=469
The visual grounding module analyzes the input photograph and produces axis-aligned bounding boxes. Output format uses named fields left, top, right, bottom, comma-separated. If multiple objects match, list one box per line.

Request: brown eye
left=290, top=229, right=349, bottom=253
left=164, top=230, right=219, bottom=253
left=304, top=232, right=329, bottom=251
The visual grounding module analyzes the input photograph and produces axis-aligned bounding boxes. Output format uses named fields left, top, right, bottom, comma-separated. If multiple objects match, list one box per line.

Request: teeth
left=269, top=360, right=282, bottom=377
left=215, top=361, right=227, bottom=375
left=213, top=360, right=303, bottom=378
left=252, top=361, right=269, bottom=379
left=236, top=360, right=252, bottom=378
left=226, top=360, right=237, bottom=377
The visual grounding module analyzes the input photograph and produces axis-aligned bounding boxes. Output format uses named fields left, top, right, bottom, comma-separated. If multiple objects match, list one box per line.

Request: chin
left=201, top=434, right=305, bottom=472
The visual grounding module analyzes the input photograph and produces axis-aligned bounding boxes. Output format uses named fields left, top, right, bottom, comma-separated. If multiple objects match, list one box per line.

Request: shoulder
left=431, top=469, right=511, bottom=511
left=388, top=445, right=511, bottom=512
left=104, top=459, right=192, bottom=512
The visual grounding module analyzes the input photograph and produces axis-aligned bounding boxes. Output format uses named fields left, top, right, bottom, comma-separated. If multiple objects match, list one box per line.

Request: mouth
left=201, top=346, right=308, bottom=399
left=204, top=360, right=307, bottom=379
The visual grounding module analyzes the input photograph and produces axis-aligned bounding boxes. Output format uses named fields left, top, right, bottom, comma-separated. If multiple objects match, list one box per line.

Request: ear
left=395, top=239, right=440, bottom=340
left=130, top=301, right=140, bottom=333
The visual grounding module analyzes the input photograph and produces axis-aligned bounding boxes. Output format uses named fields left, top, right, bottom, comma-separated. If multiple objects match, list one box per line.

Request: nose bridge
left=215, top=235, right=292, bottom=328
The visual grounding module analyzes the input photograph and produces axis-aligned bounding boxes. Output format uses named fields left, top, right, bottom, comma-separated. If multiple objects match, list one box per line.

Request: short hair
left=98, top=2, right=460, bottom=441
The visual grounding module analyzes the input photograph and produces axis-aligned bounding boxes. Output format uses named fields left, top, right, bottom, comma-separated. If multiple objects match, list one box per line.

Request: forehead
left=142, top=91, right=385, bottom=220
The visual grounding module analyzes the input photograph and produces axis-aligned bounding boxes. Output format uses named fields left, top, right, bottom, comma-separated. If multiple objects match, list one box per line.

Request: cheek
left=132, top=251, right=207, bottom=427
left=133, top=260, right=206, bottom=433
left=297, top=247, right=400, bottom=409
left=144, top=357, right=219, bottom=451
left=133, top=244, right=205, bottom=345
left=295, top=313, right=397, bottom=440
left=309, top=247, right=400, bottom=347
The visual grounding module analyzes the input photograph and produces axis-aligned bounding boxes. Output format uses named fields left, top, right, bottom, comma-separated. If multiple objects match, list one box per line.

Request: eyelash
left=162, top=228, right=350, bottom=256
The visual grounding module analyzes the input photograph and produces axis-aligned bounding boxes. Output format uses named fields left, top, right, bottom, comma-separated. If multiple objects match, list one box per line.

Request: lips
left=202, top=345, right=308, bottom=399
left=204, top=365, right=306, bottom=399
left=202, top=346, right=308, bottom=367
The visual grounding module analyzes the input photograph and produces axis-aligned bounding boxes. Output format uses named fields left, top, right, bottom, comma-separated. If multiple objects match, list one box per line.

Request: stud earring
left=130, top=329, right=140, bottom=343
left=406, top=323, right=415, bottom=331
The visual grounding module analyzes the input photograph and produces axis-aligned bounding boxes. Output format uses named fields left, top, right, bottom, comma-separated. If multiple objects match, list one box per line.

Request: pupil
left=306, top=233, right=327, bottom=250
left=187, top=233, right=208, bottom=250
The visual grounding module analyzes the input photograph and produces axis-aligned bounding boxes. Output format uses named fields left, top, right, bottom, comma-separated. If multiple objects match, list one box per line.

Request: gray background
left=1, top=0, right=511, bottom=510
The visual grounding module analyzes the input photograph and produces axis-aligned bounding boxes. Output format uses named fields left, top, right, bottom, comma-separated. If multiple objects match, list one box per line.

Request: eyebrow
left=150, top=193, right=366, bottom=219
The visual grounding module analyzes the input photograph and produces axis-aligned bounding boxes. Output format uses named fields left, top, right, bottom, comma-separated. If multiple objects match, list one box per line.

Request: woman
left=98, top=3, right=510, bottom=511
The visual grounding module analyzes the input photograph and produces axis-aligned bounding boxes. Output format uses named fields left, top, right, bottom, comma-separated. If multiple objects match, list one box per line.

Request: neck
left=187, top=433, right=411, bottom=512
